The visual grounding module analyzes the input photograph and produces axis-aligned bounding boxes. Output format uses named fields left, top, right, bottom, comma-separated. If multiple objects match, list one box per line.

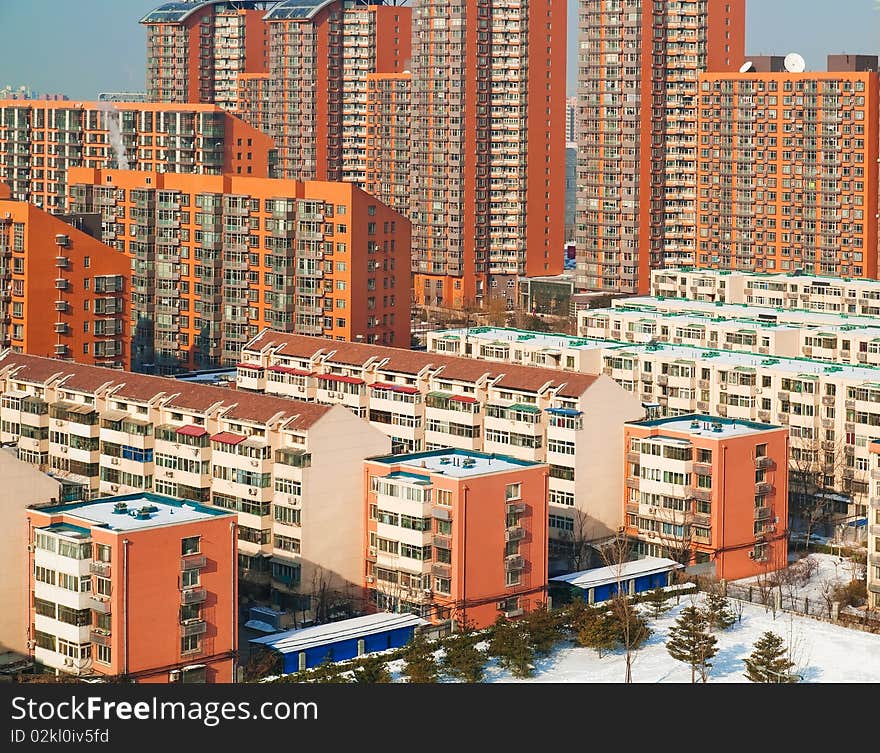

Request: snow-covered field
left=383, top=590, right=880, bottom=683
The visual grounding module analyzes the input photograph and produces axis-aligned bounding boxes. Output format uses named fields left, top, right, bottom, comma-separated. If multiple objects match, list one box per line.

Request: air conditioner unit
left=60, top=446, right=67, bottom=453
left=169, top=670, right=181, bottom=682
left=496, top=601, right=507, bottom=610
left=368, top=546, right=377, bottom=556
left=365, top=575, right=374, bottom=583
left=111, top=457, right=119, bottom=465
left=248, top=488, right=258, bottom=496
left=110, top=484, right=118, bottom=491
left=192, top=448, right=199, bottom=456
left=27, top=543, right=35, bottom=552
left=250, top=460, right=259, bottom=468
left=26, top=640, right=35, bottom=649
left=63, top=657, right=74, bottom=667
left=748, top=550, right=756, bottom=559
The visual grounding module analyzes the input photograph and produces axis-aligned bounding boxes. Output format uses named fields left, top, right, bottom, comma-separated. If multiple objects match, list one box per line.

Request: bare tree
left=557, top=510, right=603, bottom=573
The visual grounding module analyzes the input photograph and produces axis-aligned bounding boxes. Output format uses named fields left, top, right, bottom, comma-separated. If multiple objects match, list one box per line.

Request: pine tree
left=666, top=605, right=718, bottom=683
left=521, top=603, right=562, bottom=656
left=401, top=631, right=439, bottom=683
left=743, top=631, right=796, bottom=683
left=488, top=615, right=535, bottom=678
left=576, top=609, right=618, bottom=658
left=641, top=587, right=672, bottom=619
left=441, top=630, right=485, bottom=683
left=351, top=654, right=391, bottom=684
left=702, top=589, right=736, bottom=631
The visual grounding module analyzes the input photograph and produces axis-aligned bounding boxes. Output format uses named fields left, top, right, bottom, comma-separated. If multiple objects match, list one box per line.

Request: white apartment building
left=0, top=351, right=390, bottom=610
left=652, top=268, right=880, bottom=316
left=236, top=330, right=646, bottom=558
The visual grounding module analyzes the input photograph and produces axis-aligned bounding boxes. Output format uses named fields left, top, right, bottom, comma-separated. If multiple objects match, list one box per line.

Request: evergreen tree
left=702, top=589, right=736, bottom=631
left=521, top=603, right=562, bottom=656
left=488, top=615, right=535, bottom=678
left=351, top=654, right=391, bottom=684
left=666, top=605, right=718, bottom=683
left=641, top=587, right=672, bottom=619
left=743, top=631, right=797, bottom=683
left=562, top=595, right=592, bottom=636
left=441, top=630, right=485, bottom=683
left=401, top=631, right=439, bottom=683
left=576, top=609, right=618, bottom=658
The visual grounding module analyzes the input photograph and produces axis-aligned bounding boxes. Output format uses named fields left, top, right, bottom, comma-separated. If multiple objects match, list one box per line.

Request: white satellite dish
left=739, top=61, right=755, bottom=73
left=784, top=52, right=806, bottom=73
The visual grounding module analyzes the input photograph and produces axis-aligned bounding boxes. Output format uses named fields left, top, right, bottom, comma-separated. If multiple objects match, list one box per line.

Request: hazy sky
left=0, top=1, right=877, bottom=99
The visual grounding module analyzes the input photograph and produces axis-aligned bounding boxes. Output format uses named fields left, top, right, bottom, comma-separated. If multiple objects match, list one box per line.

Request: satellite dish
left=739, top=61, right=756, bottom=73
left=784, top=52, right=806, bottom=73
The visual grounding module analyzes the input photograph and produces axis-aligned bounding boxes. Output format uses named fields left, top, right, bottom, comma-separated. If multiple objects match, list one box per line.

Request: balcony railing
left=431, top=563, right=451, bottom=578
left=754, top=506, right=771, bottom=521
left=505, top=526, right=526, bottom=542
left=89, top=597, right=111, bottom=614
left=89, top=561, right=111, bottom=577
left=689, top=487, right=711, bottom=502
left=180, top=587, right=207, bottom=605
left=755, top=482, right=773, bottom=496
left=755, top=456, right=773, bottom=469
left=180, top=620, right=207, bottom=637
left=89, top=629, right=112, bottom=647
left=432, top=534, right=451, bottom=549
left=181, top=554, right=207, bottom=571
left=505, top=555, right=525, bottom=571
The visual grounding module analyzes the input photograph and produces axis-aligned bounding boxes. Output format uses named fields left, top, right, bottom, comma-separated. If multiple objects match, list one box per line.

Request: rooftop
left=33, top=493, right=233, bottom=532
left=431, top=326, right=620, bottom=352
left=369, top=448, right=544, bottom=479
left=658, top=267, right=880, bottom=287
left=550, top=557, right=683, bottom=589
left=628, top=414, right=782, bottom=439
left=141, top=1, right=279, bottom=25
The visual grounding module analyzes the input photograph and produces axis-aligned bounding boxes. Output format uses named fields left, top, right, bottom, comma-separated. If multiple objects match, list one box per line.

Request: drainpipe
left=122, top=538, right=129, bottom=679
left=460, top=485, right=468, bottom=628
left=230, top=519, right=238, bottom=683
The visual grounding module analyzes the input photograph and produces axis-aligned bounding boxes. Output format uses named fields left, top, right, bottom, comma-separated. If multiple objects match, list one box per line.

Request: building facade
left=236, top=330, right=646, bottom=565
left=866, top=441, right=880, bottom=610
left=624, top=415, right=789, bottom=580
left=576, top=0, right=745, bottom=293
left=28, top=492, right=237, bottom=682
left=0, top=100, right=275, bottom=212
left=0, top=352, right=391, bottom=612
left=0, top=197, right=129, bottom=368
left=67, top=168, right=410, bottom=372
left=364, top=449, right=549, bottom=628
left=695, top=69, right=879, bottom=277
left=364, top=72, right=411, bottom=216
left=410, top=0, right=566, bottom=309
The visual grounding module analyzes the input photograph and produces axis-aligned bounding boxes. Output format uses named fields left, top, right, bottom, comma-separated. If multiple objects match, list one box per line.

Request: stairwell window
left=505, top=483, right=521, bottom=501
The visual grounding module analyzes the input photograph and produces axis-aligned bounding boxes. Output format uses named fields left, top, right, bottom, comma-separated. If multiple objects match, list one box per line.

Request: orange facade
left=624, top=415, right=789, bottom=581
left=0, top=200, right=129, bottom=369
left=364, top=73, right=410, bottom=216
left=27, top=494, right=237, bottom=683
left=0, top=100, right=275, bottom=213
left=576, top=0, right=745, bottom=294
left=411, top=0, right=566, bottom=310
left=67, top=168, right=410, bottom=372
left=364, top=450, right=549, bottom=630
left=695, top=71, right=880, bottom=278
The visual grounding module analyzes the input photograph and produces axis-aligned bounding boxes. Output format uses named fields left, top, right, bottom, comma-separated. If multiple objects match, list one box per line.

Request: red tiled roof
left=211, top=431, right=247, bottom=445
left=450, top=394, right=479, bottom=404
left=237, top=362, right=264, bottom=370
left=369, top=382, right=420, bottom=395
left=317, top=374, right=364, bottom=385
left=177, top=425, right=208, bottom=437
left=268, top=365, right=312, bottom=377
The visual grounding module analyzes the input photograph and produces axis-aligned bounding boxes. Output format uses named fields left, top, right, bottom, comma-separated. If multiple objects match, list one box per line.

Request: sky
left=0, top=1, right=877, bottom=99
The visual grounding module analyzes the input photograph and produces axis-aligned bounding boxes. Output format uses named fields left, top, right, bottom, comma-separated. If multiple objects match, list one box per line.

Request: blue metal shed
left=550, top=557, right=683, bottom=605
left=249, top=612, right=428, bottom=674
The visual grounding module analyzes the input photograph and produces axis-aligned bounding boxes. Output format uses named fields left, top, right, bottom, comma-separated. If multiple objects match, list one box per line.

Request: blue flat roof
left=368, top=448, right=544, bottom=479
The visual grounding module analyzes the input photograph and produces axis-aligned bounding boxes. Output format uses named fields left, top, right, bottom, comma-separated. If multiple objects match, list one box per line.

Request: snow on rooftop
left=632, top=415, right=780, bottom=438
left=250, top=612, right=427, bottom=654
left=38, top=494, right=228, bottom=531
left=550, top=556, right=683, bottom=590
left=374, top=449, right=541, bottom=478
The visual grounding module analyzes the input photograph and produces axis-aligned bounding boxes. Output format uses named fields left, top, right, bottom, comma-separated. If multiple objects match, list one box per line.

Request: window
left=95, top=577, right=111, bottom=596
left=95, top=644, right=111, bottom=665
left=182, top=570, right=199, bottom=588
left=180, top=604, right=201, bottom=622
left=181, top=635, right=200, bottom=654
left=506, top=570, right=521, bottom=587
left=505, top=483, right=521, bottom=501
left=94, top=544, right=111, bottom=562
left=181, top=536, right=200, bottom=555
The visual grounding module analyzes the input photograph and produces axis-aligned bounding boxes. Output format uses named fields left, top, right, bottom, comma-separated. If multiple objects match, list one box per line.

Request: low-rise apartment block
left=28, top=493, right=236, bottom=682
left=625, top=415, right=789, bottom=580
left=866, top=441, right=880, bottom=609
left=0, top=352, right=391, bottom=612
left=0, top=100, right=275, bottom=212
left=426, top=325, right=880, bottom=519
left=364, top=449, right=549, bottom=628
left=236, top=330, right=646, bottom=567
left=67, top=169, right=411, bottom=372
left=652, top=268, right=880, bottom=316
left=0, top=197, right=129, bottom=368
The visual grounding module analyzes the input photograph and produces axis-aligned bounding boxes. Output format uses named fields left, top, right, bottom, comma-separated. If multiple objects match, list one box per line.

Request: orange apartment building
left=67, top=168, right=410, bottom=372
left=262, top=1, right=411, bottom=182
left=0, top=100, right=275, bottom=213
left=410, top=0, right=566, bottom=310
left=695, top=57, right=880, bottom=278
left=0, top=195, right=129, bottom=369
left=27, top=492, right=237, bottom=683
left=141, top=0, right=271, bottom=110
left=624, top=414, right=789, bottom=581
left=364, top=449, right=549, bottom=629
left=576, top=0, right=745, bottom=294
left=364, top=72, right=410, bottom=217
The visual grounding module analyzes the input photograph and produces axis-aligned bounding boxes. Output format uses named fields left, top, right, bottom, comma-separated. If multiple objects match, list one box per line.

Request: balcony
left=89, top=629, right=112, bottom=647
left=871, top=469, right=880, bottom=481
left=871, top=525, right=880, bottom=537
left=689, top=487, right=711, bottom=502
left=505, top=555, right=525, bottom=571
left=692, top=461, right=712, bottom=475
left=431, top=563, right=451, bottom=579
left=432, top=534, right=451, bottom=549
left=755, top=456, right=773, bottom=469
left=89, top=561, right=110, bottom=577
left=755, top=482, right=773, bottom=496
left=870, top=497, right=880, bottom=510
left=180, top=620, right=207, bottom=637
left=180, top=587, right=207, bottom=605
left=626, top=451, right=641, bottom=464
left=626, top=477, right=640, bottom=490
left=754, top=506, right=771, bottom=521
left=181, top=554, right=207, bottom=571
left=506, top=501, right=526, bottom=515
left=89, top=596, right=111, bottom=614
left=505, top=526, right=526, bottom=542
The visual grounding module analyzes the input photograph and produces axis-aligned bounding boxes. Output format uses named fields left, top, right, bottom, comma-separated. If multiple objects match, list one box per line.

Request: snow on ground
left=386, top=591, right=880, bottom=683
left=732, top=552, right=865, bottom=605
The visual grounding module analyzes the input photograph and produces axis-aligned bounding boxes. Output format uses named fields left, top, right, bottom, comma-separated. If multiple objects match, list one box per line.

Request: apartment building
left=263, top=1, right=410, bottom=182
left=653, top=268, right=880, bottom=316
left=0, top=100, right=275, bottom=212
left=236, top=330, right=645, bottom=565
left=0, top=351, right=391, bottom=612
left=364, top=449, right=549, bottom=628
left=576, top=0, right=745, bottom=293
left=866, top=441, right=880, bottom=609
left=695, top=66, right=879, bottom=277
left=141, top=0, right=270, bottom=109
left=364, top=72, right=410, bottom=216
left=27, top=492, right=237, bottom=682
left=0, top=197, right=129, bottom=368
left=410, top=0, right=565, bottom=309
left=625, top=415, right=789, bottom=580
left=565, top=95, right=577, bottom=146
left=67, top=168, right=410, bottom=372
left=0, top=450, right=62, bottom=668
left=427, top=324, right=880, bottom=518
